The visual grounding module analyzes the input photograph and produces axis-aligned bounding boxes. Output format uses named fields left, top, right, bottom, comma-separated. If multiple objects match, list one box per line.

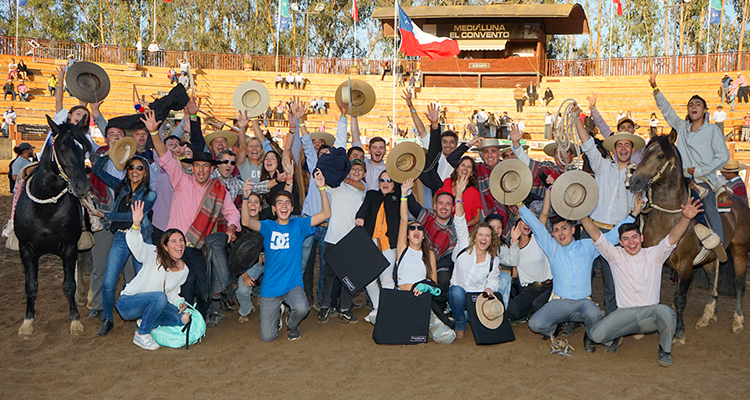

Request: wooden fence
left=546, top=52, right=750, bottom=77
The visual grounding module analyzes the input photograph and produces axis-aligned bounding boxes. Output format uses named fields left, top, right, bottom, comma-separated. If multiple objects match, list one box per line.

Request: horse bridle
left=640, top=158, right=683, bottom=214
left=26, top=133, right=90, bottom=208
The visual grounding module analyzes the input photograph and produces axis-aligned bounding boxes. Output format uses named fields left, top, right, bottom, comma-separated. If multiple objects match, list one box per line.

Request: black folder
left=323, top=227, right=390, bottom=294
left=373, top=288, right=431, bottom=345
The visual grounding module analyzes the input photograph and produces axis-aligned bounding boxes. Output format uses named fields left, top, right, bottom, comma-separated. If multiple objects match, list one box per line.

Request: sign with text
left=17, top=124, right=49, bottom=140
left=438, top=22, right=541, bottom=40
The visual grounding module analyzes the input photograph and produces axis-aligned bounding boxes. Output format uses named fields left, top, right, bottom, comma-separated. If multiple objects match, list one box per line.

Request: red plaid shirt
left=475, top=162, right=511, bottom=235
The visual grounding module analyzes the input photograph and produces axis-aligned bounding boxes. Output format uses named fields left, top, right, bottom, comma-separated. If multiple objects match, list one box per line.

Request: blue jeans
left=18, top=91, right=28, bottom=101
left=447, top=272, right=512, bottom=332
left=236, top=262, right=264, bottom=317
left=528, top=298, right=602, bottom=338
left=102, top=231, right=141, bottom=320
left=301, top=223, right=327, bottom=302
left=116, top=292, right=184, bottom=335
left=259, top=286, right=309, bottom=342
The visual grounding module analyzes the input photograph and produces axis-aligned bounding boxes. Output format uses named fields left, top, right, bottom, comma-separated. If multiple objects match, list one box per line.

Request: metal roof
left=372, top=4, right=589, bottom=35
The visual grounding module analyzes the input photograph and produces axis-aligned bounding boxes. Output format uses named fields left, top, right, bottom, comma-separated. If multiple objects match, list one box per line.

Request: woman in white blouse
left=115, top=201, right=191, bottom=351
left=447, top=176, right=520, bottom=339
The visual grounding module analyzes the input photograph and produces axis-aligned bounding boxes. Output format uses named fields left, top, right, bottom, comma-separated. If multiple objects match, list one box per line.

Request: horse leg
left=696, top=260, right=720, bottom=328
left=731, top=249, right=747, bottom=333
left=18, top=246, right=38, bottom=336
left=673, top=274, right=692, bottom=345
left=75, top=259, right=86, bottom=306
left=62, top=245, right=83, bottom=335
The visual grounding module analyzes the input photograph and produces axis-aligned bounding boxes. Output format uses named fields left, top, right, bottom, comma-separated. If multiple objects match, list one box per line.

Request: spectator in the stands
left=47, top=74, right=57, bottom=96
left=275, top=73, right=283, bottom=88
left=3, top=80, right=15, bottom=101
left=148, top=41, right=159, bottom=66
left=168, top=66, right=178, bottom=85
left=16, top=79, right=29, bottom=102
left=178, top=72, right=189, bottom=89
left=17, top=60, right=28, bottom=81
left=737, top=72, right=748, bottom=103
left=3, top=105, right=16, bottom=138
left=7, top=58, right=17, bottom=80
left=285, top=72, right=294, bottom=89
left=543, top=87, right=554, bottom=106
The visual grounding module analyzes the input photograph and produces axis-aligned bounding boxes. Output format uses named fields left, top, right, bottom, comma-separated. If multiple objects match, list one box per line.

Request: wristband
left=286, top=178, right=294, bottom=182
left=516, top=202, right=524, bottom=206
left=318, top=186, right=326, bottom=191
left=299, top=122, right=306, bottom=127
left=629, top=212, right=637, bottom=220
left=401, top=196, right=408, bottom=201
left=455, top=199, right=463, bottom=203
left=251, top=117, right=258, bottom=121
left=242, top=195, right=250, bottom=201
left=275, top=176, right=282, bottom=183
left=190, top=114, right=198, bottom=118
left=652, top=86, right=658, bottom=92
left=410, top=109, right=417, bottom=114
left=131, top=224, right=141, bottom=230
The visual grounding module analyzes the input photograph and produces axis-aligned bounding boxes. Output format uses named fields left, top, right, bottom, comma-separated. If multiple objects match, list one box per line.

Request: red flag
left=613, top=0, right=623, bottom=15
left=165, top=0, right=171, bottom=2
left=352, top=0, right=359, bottom=22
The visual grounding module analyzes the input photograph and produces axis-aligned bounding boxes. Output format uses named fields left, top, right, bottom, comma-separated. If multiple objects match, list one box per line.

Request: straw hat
left=602, top=131, right=646, bottom=152
left=550, top=170, right=599, bottom=221
left=203, top=130, right=237, bottom=148
left=489, top=159, right=532, bottom=205
left=721, top=159, right=747, bottom=173
left=335, top=78, right=376, bottom=116
left=470, top=138, right=504, bottom=152
left=65, top=61, right=110, bottom=104
left=385, top=141, right=425, bottom=183
left=310, top=131, right=335, bottom=147
left=543, top=142, right=580, bottom=158
left=109, top=137, right=137, bottom=171
left=232, top=81, right=270, bottom=117
left=476, top=293, right=505, bottom=330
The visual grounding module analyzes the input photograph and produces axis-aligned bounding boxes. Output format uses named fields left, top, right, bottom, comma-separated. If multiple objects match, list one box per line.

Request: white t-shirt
left=545, top=114, right=554, bottom=125
left=476, top=111, right=488, bottom=123
left=713, top=110, right=727, bottom=123
left=324, top=182, right=365, bottom=244
left=4, top=110, right=16, bottom=124
left=8, top=62, right=17, bottom=71
left=516, top=236, right=552, bottom=286
left=148, top=43, right=159, bottom=52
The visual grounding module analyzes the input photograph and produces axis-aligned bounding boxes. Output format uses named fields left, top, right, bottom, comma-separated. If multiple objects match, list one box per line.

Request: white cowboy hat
left=203, top=130, right=237, bottom=148
left=232, top=81, right=270, bottom=117
left=385, top=141, right=425, bottom=183
left=550, top=170, right=599, bottom=221
left=476, top=293, right=505, bottom=330
left=470, top=138, right=505, bottom=152
left=489, top=159, right=532, bottom=205
left=602, top=131, right=646, bottom=152
left=720, top=159, right=747, bottom=173
left=310, top=131, right=335, bottom=147
left=109, top=137, right=137, bottom=171
left=335, top=78, right=376, bottom=117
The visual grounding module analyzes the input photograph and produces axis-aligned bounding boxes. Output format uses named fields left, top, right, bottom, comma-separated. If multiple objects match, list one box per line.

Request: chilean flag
left=398, top=5, right=459, bottom=60
left=352, top=0, right=359, bottom=22
left=613, top=0, right=623, bottom=16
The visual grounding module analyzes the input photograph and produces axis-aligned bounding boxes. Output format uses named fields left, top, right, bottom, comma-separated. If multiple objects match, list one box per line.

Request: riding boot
left=96, top=319, right=114, bottom=336
left=694, top=224, right=728, bottom=262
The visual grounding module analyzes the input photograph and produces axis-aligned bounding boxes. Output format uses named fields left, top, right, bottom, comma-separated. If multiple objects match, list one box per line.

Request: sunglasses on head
left=127, top=164, right=145, bottom=171
left=379, top=178, right=393, bottom=183
left=408, top=225, right=424, bottom=231
left=220, top=160, right=237, bottom=166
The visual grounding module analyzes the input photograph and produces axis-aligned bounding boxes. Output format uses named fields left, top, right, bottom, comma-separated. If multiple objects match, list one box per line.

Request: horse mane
left=653, top=135, right=683, bottom=170
left=56, top=121, right=93, bottom=155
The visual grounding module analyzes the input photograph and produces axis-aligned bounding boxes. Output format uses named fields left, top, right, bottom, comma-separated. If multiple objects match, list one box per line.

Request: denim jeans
left=116, top=292, right=184, bottom=335
left=102, top=231, right=143, bottom=321
left=301, top=223, right=327, bottom=302
left=18, top=91, right=28, bottom=101
left=528, top=298, right=602, bottom=338
left=589, top=304, right=676, bottom=353
left=696, top=181, right=724, bottom=243
left=259, top=286, right=309, bottom=342
left=91, top=229, right=134, bottom=310
left=236, top=262, right=264, bottom=317
left=447, top=272, right=512, bottom=332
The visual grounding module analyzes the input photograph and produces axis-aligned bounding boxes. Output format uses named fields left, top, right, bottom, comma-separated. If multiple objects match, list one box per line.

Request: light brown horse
left=629, top=132, right=749, bottom=344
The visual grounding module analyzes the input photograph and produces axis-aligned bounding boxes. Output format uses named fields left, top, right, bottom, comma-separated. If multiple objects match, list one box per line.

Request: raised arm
left=580, top=216, right=603, bottom=242
left=185, top=97, right=206, bottom=153
left=141, top=110, right=165, bottom=157
left=509, top=123, right=534, bottom=168
left=236, top=110, right=249, bottom=165
left=310, top=169, right=332, bottom=226
left=539, top=179, right=552, bottom=226
left=402, top=89, right=428, bottom=138
left=587, top=94, right=613, bottom=138
left=397, top=178, right=414, bottom=256
left=668, top=198, right=702, bottom=245
left=55, top=64, right=65, bottom=114
left=650, top=72, right=685, bottom=130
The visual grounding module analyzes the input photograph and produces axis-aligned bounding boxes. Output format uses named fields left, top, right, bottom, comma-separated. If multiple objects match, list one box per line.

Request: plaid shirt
left=211, top=170, right=243, bottom=208
left=728, top=176, right=748, bottom=202
left=408, top=195, right=456, bottom=260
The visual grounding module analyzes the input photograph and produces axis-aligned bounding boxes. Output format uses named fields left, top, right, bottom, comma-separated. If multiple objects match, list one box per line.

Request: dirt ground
left=1, top=176, right=749, bottom=400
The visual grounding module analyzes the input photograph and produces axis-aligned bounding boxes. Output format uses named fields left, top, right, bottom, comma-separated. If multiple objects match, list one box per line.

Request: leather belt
left=524, top=279, right=552, bottom=289
left=550, top=292, right=591, bottom=301
left=593, top=220, right=615, bottom=230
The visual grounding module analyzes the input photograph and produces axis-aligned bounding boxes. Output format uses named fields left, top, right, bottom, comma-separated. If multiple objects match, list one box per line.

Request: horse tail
left=693, top=251, right=737, bottom=296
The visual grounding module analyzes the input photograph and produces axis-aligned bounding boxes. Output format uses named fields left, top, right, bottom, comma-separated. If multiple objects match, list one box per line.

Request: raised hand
left=510, top=224, right=522, bottom=244
left=400, top=89, right=413, bottom=108
left=509, top=123, right=522, bottom=143
left=242, top=178, right=254, bottom=198
left=425, top=103, right=439, bottom=125
left=455, top=174, right=468, bottom=195
left=290, top=96, right=306, bottom=120
left=313, top=168, right=326, bottom=187
left=337, top=98, right=348, bottom=116
left=90, top=100, right=104, bottom=115
left=130, top=200, right=144, bottom=227
left=185, top=96, right=200, bottom=116
left=139, top=110, right=162, bottom=133
left=282, top=155, right=294, bottom=177
left=466, top=122, right=477, bottom=136
left=633, top=193, right=645, bottom=216
left=468, top=135, right=482, bottom=148
left=587, top=93, right=597, bottom=109
left=237, top=110, right=249, bottom=132
left=401, top=177, right=414, bottom=194
left=648, top=71, right=658, bottom=89
left=681, top=197, right=703, bottom=220
left=56, top=64, right=66, bottom=83
left=545, top=174, right=556, bottom=188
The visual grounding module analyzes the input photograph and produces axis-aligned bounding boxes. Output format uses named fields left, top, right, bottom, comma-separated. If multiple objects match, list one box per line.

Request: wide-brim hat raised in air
left=489, top=159, right=532, bottom=205
left=386, top=141, right=425, bottom=183
left=65, top=61, right=110, bottom=104
left=335, top=78, right=376, bottom=117
left=550, top=170, right=599, bottom=221
left=232, top=81, right=270, bottom=118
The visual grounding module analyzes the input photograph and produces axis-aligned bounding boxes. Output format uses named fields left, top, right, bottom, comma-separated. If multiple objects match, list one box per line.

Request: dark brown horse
left=629, top=132, right=749, bottom=343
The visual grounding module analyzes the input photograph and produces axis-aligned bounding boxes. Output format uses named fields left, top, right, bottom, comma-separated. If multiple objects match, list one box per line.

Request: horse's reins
left=640, top=158, right=683, bottom=214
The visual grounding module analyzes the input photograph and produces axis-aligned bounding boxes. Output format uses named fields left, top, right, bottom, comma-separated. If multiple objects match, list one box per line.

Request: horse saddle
left=716, top=186, right=733, bottom=212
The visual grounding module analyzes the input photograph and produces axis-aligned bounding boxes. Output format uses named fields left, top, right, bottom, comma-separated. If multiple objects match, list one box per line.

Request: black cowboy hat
left=182, top=151, right=222, bottom=165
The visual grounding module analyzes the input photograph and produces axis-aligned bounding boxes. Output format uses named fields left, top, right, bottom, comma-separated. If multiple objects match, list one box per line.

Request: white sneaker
left=133, top=332, right=160, bottom=350
left=2, top=219, right=14, bottom=238
left=364, top=310, right=377, bottom=325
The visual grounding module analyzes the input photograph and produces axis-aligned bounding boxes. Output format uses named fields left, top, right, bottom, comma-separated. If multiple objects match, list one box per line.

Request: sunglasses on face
left=220, top=160, right=237, bottom=166
left=127, top=164, right=145, bottom=171
left=379, top=178, right=393, bottom=183
left=408, top=225, right=424, bottom=231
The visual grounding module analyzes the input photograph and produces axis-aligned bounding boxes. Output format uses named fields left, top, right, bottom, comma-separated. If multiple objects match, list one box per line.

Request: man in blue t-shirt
left=247, top=169, right=331, bottom=342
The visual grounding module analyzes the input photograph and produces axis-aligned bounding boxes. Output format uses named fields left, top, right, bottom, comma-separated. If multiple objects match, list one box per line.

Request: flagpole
left=275, top=0, right=281, bottom=73
left=392, top=0, right=398, bottom=148
left=607, top=2, right=614, bottom=75
left=15, top=0, right=19, bottom=56
left=705, top=5, right=710, bottom=72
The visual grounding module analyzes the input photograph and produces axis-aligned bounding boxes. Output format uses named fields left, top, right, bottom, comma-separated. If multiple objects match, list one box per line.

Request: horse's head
left=629, top=130, right=681, bottom=193
left=46, top=115, right=92, bottom=198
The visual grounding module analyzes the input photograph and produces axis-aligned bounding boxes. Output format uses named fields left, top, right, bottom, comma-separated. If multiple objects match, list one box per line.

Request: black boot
left=583, top=334, right=596, bottom=353
left=96, top=319, right=114, bottom=336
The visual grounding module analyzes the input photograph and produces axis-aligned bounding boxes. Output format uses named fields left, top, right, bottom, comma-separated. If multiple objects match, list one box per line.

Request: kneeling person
left=245, top=170, right=331, bottom=342
left=582, top=197, right=702, bottom=367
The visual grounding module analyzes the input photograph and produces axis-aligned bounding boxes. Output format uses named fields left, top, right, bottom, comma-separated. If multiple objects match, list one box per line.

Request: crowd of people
left=2, top=65, right=748, bottom=368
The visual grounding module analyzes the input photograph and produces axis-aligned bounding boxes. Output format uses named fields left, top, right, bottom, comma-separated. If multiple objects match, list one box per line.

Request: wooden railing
left=546, top=52, right=750, bottom=77
left=1, top=36, right=418, bottom=75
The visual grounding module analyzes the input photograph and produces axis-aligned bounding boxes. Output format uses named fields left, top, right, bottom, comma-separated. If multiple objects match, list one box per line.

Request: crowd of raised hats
left=4, top=63, right=748, bottom=364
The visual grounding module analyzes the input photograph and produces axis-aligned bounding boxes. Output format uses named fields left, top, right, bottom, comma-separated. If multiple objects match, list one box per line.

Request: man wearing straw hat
left=517, top=177, right=637, bottom=353
left=720, top=160, right=748, bottom=202
left=574, top=104, right=644, bottom=316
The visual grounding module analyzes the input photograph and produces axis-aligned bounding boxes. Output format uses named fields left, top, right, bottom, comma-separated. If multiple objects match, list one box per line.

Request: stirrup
left=694, top=224, right=727, bottom=262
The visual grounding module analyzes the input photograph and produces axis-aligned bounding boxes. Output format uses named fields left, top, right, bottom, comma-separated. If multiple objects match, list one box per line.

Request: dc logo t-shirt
left=259, top=217, right=315, bottom=297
